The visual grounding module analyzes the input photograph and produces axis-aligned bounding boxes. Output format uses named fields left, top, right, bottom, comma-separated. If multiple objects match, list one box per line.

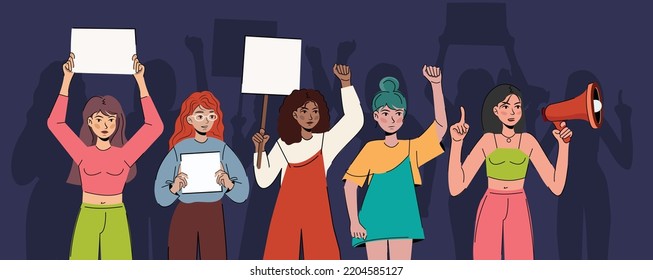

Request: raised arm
left=422, top=65, right=448, bottom=140
left=526, top=124, right=572, bottom=196
left=123, top=55, right=164, bottom=166
left=448, top=107, right=487, bottom=196
left=47, top=53, right=86, bottom=164
left=407, top=66, right=449, bottom=168
left=185, top=35, right=209, bottom=91
left=601, top=91, right=633, bottom=168
left=323, top=64, right=364, bottom=162
left=252, top=129, right=285, bottom=188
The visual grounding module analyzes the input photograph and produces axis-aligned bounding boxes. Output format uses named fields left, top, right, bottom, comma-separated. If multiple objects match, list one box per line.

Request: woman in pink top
left=47, top=53, right=163, bottom=259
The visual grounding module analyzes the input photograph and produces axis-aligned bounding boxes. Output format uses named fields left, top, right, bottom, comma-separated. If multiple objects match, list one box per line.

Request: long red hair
left=169, top=91, right=225, bottom=150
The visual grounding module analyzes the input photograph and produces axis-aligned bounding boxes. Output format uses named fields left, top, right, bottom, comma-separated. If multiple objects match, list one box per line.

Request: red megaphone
left=541, top=82, right=603, bottom=143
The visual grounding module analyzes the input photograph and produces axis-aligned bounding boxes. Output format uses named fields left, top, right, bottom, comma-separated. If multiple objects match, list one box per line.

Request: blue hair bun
left=379, top=76, right=400, bottom=92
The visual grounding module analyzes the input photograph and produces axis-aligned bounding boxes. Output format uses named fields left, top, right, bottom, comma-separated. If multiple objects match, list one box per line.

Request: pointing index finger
left=459, top=106, right=466, bottom=124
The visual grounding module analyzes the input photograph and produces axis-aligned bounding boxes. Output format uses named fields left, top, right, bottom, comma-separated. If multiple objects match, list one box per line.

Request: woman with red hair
left=154, top=91, right=249, bottom=259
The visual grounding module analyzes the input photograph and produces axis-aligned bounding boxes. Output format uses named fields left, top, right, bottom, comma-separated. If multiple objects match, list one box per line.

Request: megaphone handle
left=553, top=121, right=571, bottom=143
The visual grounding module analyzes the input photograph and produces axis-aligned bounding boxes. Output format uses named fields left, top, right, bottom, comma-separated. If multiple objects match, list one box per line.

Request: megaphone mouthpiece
left=593, top=100, right=602, bottom=113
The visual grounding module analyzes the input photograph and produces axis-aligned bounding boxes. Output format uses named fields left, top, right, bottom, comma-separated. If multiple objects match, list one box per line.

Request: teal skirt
left=353, top=157, right=424, bottom=247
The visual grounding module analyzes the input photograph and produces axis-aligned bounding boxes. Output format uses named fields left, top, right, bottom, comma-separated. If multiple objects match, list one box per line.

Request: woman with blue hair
left=343, top=66, right=448, bottom=259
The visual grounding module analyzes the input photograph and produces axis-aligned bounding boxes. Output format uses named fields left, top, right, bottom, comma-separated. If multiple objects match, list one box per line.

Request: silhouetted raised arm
left=185, top=35, right=209, bottom=92
left=600, top=91, right=633, bottom=168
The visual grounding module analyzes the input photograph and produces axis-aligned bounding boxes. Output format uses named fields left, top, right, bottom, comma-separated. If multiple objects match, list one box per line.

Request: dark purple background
left=1, top=1, right=650, bottom=260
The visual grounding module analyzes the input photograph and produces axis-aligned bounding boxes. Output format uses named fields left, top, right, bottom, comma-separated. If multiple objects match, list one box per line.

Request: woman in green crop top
left=447, top=84, right=572, bottom=260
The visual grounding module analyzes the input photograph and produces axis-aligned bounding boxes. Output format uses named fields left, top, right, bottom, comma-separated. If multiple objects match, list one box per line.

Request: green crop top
left=485, top=134, right=529, bottom=181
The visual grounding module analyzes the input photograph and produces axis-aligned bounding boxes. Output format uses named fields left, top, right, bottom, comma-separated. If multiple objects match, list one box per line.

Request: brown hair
left=277, top=89, right=330, bottom=145
left=67, top=95, right=136, bottom=185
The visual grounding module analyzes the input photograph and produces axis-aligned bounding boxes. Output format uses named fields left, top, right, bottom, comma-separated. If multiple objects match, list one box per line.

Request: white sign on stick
left=241, top=36, right=301, bottom=95
left=70, top=28, right=137, bottom=75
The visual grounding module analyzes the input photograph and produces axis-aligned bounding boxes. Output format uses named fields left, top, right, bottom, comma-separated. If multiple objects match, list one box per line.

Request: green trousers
left=69, top=203, right=132, bottom=260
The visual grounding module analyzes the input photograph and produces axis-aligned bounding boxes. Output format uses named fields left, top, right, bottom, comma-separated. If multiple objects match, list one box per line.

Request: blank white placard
left=70, top=28, right=136, bottom=75
left=179, top=152, right=222, bottom=194
left=241, top=36, right=301, bottom=96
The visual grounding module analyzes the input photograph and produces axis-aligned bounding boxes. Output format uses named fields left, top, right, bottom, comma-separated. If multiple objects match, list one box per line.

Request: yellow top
left=343, top=121, right=444, bottom=187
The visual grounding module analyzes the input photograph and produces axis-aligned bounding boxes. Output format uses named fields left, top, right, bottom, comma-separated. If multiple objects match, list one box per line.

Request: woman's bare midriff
left=82, top=192, right=123, bottom=205
left=487, top=177, right=525, bottom=191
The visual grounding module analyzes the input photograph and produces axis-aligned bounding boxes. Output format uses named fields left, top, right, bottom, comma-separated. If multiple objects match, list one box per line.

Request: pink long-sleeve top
left=47, top=95, right=163, bottom=195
